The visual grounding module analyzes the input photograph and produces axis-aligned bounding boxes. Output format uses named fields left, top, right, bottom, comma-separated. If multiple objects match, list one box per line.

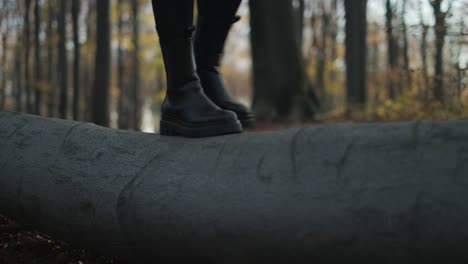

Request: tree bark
left=454, top=19, right=464, bottom=102
left=420, top=25, right=430, bottom=104
left=58, top=0, right=68, bottom=119
left=15, top=34, right=23, bottom=112
left=400, top=0, right=411, bottom=89
left=46, top=0, right=56, bottom=117
left=33, top=0, right=42, bottom=115
left=24, top=0, right=33, bottom=113
left=430, top=0, right=450, bottom=103
left=386, top=0, right=399, bottom=100
left=83, top=0, right=96, bottom=123
left=117, top=0, right=128, bottom=130
left=316, top=1, right=330, bottom=104
left=130, top=0, right=140, bottom=131
left=0, top=16, right=8, bottom=110
left=328, top=0, right=338, bottom=80
left=250, top=0, right=316, bottom=121
left=71, top=0, right=80, bottom=121
left=1, top=111, right=468, bottom=263
left=91, top=0, right=111, bottom=127
left=345, top=0, right=367, bottom=113
left=294, top=0, right=305, bottom=48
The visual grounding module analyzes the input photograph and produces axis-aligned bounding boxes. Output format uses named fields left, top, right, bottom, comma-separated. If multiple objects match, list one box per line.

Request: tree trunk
left=46, top=0, right=56, bottom=117
left=130, top=0, right=140, bottom=131
left=15, top=34, right=23, bottom=112
left=316, top=2, right=330, bottom=104
left=91, top=0, right=111, bottom=127
left=83, top=0, right=96, bottom=123
left=345, top=0, right=367, bottom=114
left=328, top=0, right=338, bottom=80
left=310, top=0, right=318, bottom=49
left=250, top=0, right=316, bottom=121
left=117, top=0, right=129, bottom=130
left=0, top=19, right=8, bottom=110
left=455, top=19, right=464, bottom=102
left=71, top=0, right=80, bottom=120
left=430, top=0, right=448, bottom=103
left=33, top=0, right=42, bottom=115
left=2, top=111, right=468, bottom=263
left=294, top=0, right=305, bottom=49
left=58, top=0, right=68, bottom=119
left=400, top=0, right=411, bottom=89
left=385, top=0, right=398, bottom=100
left=24, top=0, right=33, bottom=113
left=420, top=21, right=430, bottom=104
left=369, top=22, right=381, bottom=109
left=305, top=0, right=318, bottom=66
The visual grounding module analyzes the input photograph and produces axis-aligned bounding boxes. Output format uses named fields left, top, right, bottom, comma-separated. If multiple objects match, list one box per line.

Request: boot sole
left=160, top=119, right=242, bottom=138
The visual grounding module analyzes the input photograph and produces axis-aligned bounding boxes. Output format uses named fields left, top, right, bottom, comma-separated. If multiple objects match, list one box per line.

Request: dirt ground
left=0, top=214, right=119, bottom=264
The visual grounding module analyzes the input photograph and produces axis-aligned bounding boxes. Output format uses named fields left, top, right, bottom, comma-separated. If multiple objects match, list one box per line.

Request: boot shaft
left=159, top=28, right=199, bottom=94
left=194, top=16, right=240, bottom=69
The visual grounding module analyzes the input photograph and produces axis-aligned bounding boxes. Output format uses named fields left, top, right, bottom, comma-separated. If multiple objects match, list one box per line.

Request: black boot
left=159, top=29, right=242, bottom=138
left=194, top=16, right=256, bottom=128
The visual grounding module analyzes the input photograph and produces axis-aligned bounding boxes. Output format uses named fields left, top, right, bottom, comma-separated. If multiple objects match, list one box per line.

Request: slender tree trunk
left=454, top=18, right=464, bottom=102
left=310, top=0, right=318, bottom=49
left=117, top=0, right=128, bottom=129
left=15, top=34, right=23, bottom=112
left=421, top=24, right=430, bottom=104
left=58, top=0, right=68, bottom=119
left=370, top=23, right=381, bottom=109
left=34, top=0, right=42, bottom=115
left=386, top=0, right=398, bottom=100
left=345, top=0, right=368, bottom=114
left=316, top=2, right=330, bottom=104
left=328, top=0, right=338, bottom=80
left=250, top=0, right=316, bottom=121
left=82, top=0, right=95, bottom=122
left=71, top=0, right=80, bottom=120
left=0, top=20, right=8, bottom=110
left=0, top=15, right=3, bottom=110
left=430, top=0, right=449, bottom=103
left=294, top=0, right=305, bottom=49
left=401, top=0, right=411, bottom=89
left=24, top=0, right=33, bottom=113
left=46, top=0, right=56, bottom=117
left=91, top=0, right=111, bottom=127
left=305, top=0, right=318, bottom=66
left=130, top=0, right=141, bottom=131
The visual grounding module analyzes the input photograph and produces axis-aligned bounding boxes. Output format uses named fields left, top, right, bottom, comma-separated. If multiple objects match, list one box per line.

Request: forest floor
left=0, top=117, right=356, bottom=264
left=0, top=214, right=119, bottom=264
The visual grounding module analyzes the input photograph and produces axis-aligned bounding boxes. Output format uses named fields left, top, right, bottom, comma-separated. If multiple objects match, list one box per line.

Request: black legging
left=151, top=0, right=242, bottom=40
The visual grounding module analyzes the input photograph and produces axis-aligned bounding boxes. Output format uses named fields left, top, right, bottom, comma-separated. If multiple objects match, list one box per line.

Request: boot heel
left=160, top=121, right=178, bottom=136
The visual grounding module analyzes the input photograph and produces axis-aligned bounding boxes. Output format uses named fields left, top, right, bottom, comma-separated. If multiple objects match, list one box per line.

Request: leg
left=151, top=0, right=196, bottom=89
left=197, top=0, right=242, bottom=20
left=151, top=0, right=242, bottom=137
left=151, top=0, right=194, bottom=40
left=195, top=0, right=256, bottom=128
left=195, top=0, right=242, bottom=67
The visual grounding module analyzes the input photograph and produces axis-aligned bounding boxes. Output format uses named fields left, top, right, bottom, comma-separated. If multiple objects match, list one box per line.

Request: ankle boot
left=194, top=16, right=256, bottom=128
left=159, top=28, right=242, bottom=138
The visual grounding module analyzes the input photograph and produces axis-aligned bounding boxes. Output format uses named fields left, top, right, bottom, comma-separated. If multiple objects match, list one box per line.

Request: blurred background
left=0, top=0, right=467, bottom=132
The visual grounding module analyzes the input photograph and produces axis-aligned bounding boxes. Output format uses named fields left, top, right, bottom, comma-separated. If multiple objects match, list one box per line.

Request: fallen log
left=1, top=111, right=468, bottom=263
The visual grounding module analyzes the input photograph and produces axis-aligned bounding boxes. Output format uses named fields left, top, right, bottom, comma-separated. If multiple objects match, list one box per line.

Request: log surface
left=1, top=111, right=468, bottom=263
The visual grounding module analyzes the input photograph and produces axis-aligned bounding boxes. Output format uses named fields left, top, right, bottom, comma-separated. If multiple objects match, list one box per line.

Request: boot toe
left=160, top=93, right=242, bottom=138
left=218, top=101, right=256, bottom=128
